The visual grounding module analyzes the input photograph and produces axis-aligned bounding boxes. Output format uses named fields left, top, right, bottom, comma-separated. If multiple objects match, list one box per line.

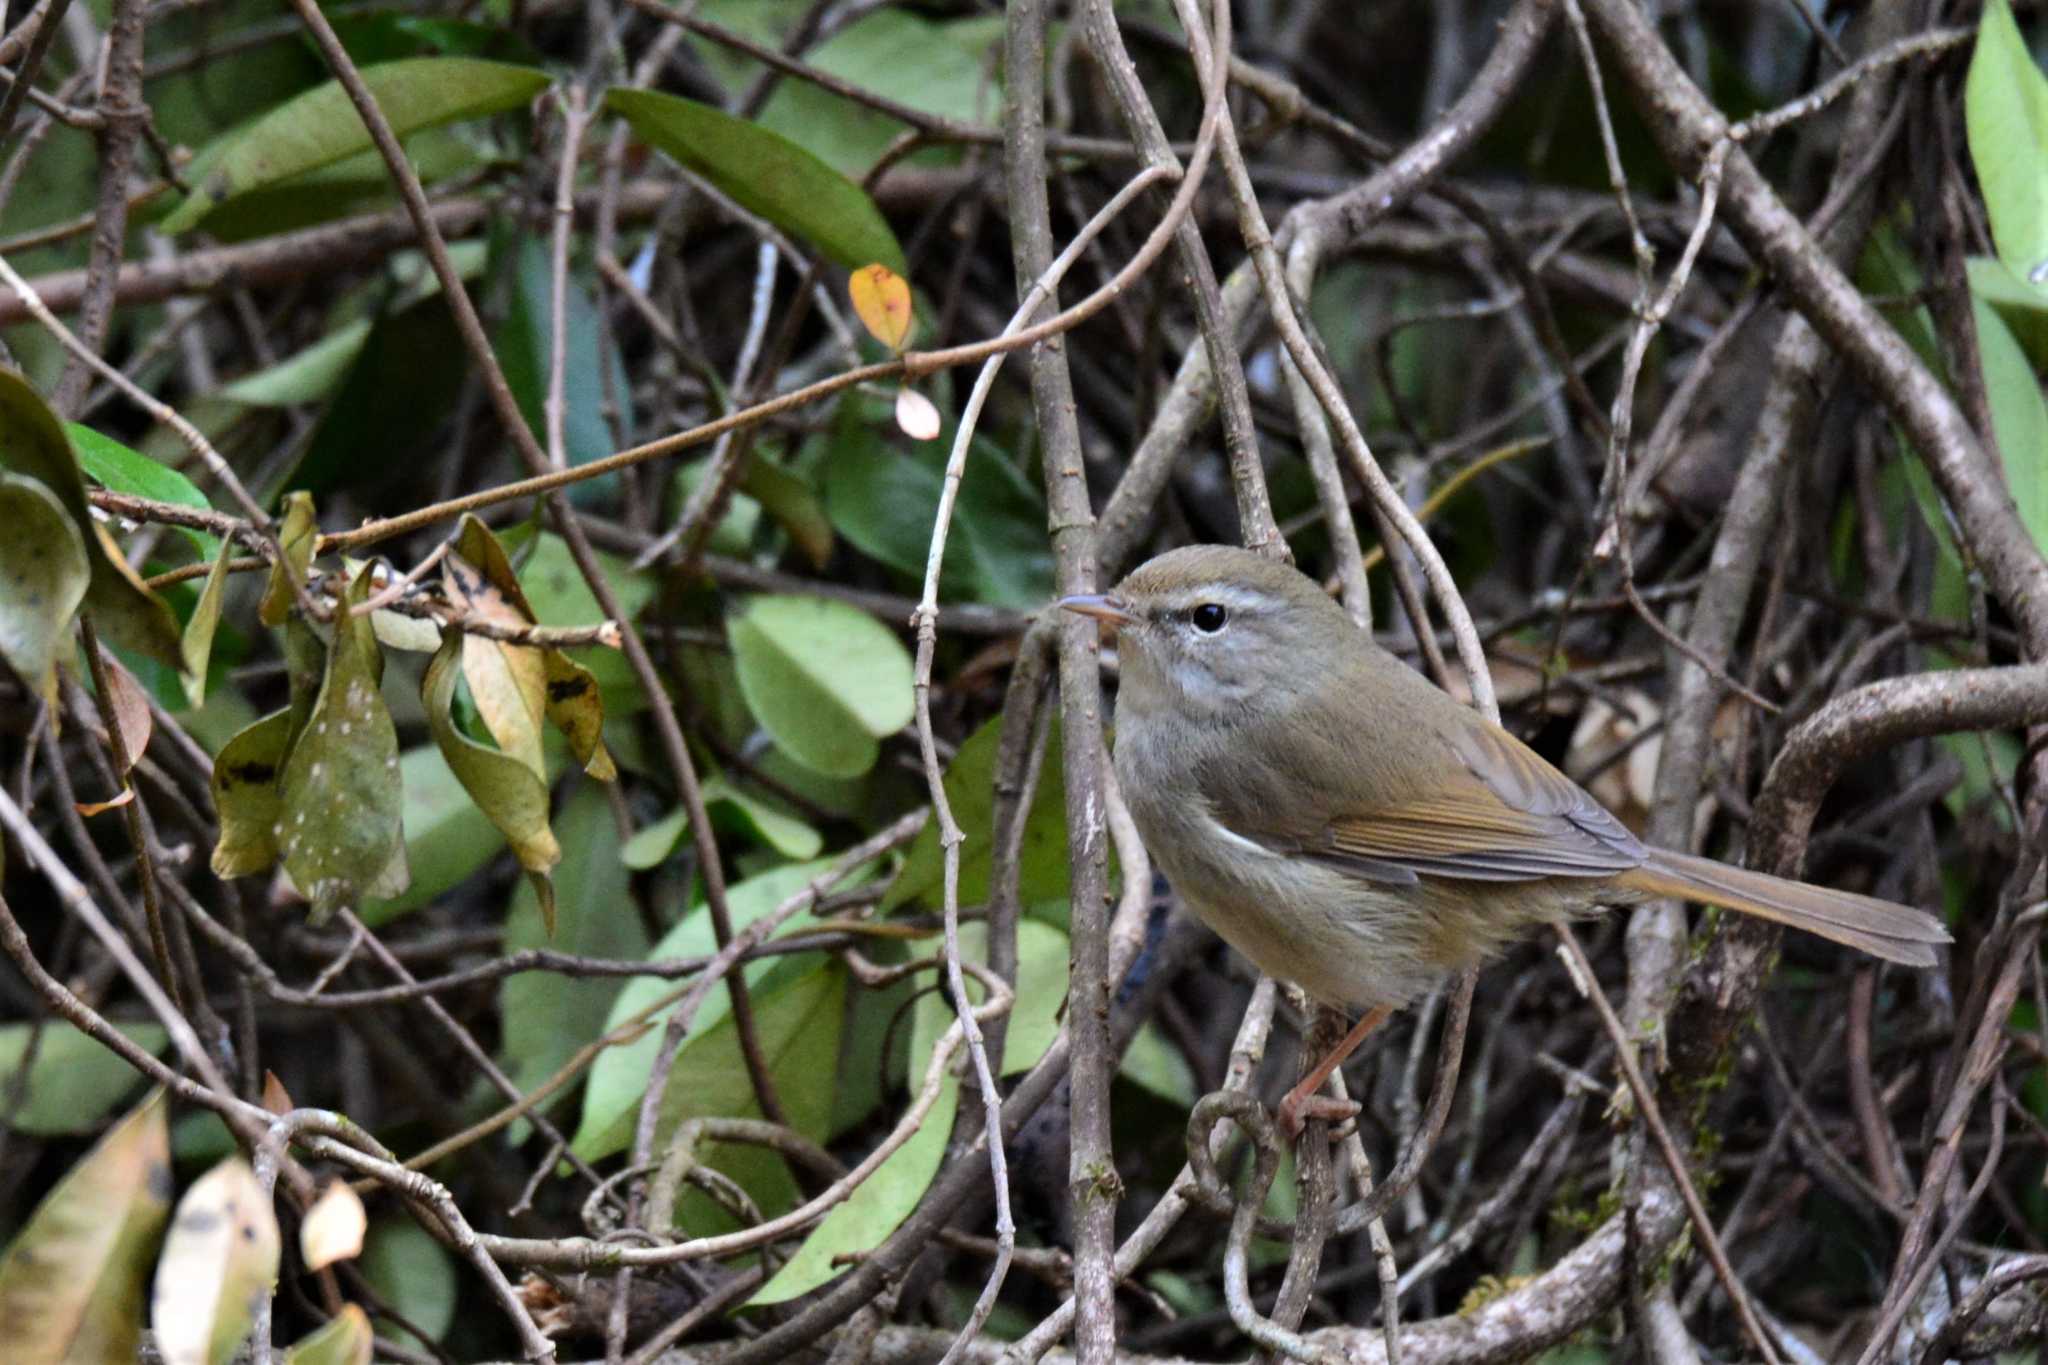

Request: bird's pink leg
left=1277, top=1004, right=1393, bottom=1139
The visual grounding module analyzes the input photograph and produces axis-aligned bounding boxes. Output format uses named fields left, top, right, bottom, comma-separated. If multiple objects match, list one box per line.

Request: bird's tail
left=1614, top=849, right=1949, bottom=967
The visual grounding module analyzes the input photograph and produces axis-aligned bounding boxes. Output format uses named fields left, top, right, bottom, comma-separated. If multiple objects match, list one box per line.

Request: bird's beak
left=1059, top=593, right=1138, bottom=627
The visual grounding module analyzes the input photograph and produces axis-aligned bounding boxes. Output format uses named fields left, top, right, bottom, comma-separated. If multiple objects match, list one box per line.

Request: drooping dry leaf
left=542, top=648, right=615, bottom=780
left=95, top=649, right=152, bottom=775
left=424, top=631, right=560, bottom=931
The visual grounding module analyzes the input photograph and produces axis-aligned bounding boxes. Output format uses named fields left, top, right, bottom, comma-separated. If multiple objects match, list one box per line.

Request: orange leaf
left=849, top=264, right=913, bottom=352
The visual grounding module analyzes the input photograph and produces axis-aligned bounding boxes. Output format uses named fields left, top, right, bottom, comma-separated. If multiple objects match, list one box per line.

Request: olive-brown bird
left=1062, top=545, right=1948, bottom=1131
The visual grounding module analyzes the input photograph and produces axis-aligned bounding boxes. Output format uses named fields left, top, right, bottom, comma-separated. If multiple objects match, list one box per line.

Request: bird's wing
left=1289, top=721, right=1648, bottom=884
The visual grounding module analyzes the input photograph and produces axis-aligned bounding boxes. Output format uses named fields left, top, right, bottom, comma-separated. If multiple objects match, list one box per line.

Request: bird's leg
left=1277, top=1004, right=1393, bottom=1139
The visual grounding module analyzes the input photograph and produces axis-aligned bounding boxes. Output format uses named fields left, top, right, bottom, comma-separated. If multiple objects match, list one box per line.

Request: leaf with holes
left=424, top=631, right=559, bottom=931
left=0, top=472, right=88, bottom=708
left=151, top=1158, right=280, bottom=1365
left=0, top=1091, right=170, bottom=1364
left=278, top=568, right=408, bottom=918
left=728, top=595, right=913, bottom=778
left=0, top=369, right=182, bottom=670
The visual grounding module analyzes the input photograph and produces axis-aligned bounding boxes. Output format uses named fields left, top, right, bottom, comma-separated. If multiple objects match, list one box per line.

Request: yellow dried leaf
left=849, top=263, right=913, bottom=352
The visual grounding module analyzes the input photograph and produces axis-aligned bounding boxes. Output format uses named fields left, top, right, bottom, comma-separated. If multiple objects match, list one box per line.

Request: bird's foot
left=1276, top=1090, right=1361, bottom=1142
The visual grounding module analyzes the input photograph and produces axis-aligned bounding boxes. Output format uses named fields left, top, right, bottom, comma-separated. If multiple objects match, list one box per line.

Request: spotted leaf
left=277, top=568, right=408, bottom=918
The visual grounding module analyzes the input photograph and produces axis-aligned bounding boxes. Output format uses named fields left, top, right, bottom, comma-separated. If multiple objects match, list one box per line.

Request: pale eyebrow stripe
left=1159, top=584, right=1275, bottom=614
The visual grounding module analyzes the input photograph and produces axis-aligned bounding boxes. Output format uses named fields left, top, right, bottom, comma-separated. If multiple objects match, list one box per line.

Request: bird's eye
left=1190, top=603, right=1228, bottom=633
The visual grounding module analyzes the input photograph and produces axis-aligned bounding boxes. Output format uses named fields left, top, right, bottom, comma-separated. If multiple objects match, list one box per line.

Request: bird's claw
left=1277, top=1092, right=1361, bottom=1142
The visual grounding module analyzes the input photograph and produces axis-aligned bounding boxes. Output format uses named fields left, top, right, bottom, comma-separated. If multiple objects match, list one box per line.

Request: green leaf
left=210, top=709, right=294, bottom=879
left=494, top=233, right=632, bottom=492
left=423, top=632, right=559, bottom=926
left=621, top=776, right=822, bottom=870
left=151, top=1158, right=280, bottom=1365
left=1966, top=0, right=2048, bottom=292
left=728, top=595, right=914, bottom=778
left=290, top=294, right=468, bottom=498
left=220, top=318, right=371, bottom=407
left=181, top=539, right=235, bottom=708
left=162, top=57, right=552, bottom=234
left=278, top=569, right=409, bottom=917
left=1968, top=255, right=2048, bottom=374
left=0, top=1092, right=170, bottom=1363
left=68, top=423, right=220, bottom=559
left=1975, top=296, right=2048, bottom=553
left=500, top=786, right=645, bottom=1110
left=0, top=369, right=183, bottom=671
left=709, top=778, right=822, bottom=860
left=820, top=398, right=1052, bottom=607
left=752, top=913, right=1061, bottom=1304
left=999, top=918, right=1069, bottom=1077
left=886, top=709, right=1071, bottom=911
left=602, top=87, right=906, bottom=273
left=741, top=454, right=834, bottom=569
left=663, top=963, right=846, bottom=1237
left=1121, top=1023, right=1197, bottom=1106
left=0, top=472, right=88, bottom=707
left=330, top=12, right=542, bottom=65
left=752, top=1061, right=952, bottom=1306
left=751, top=938, right=966, bottom=1305
left=572, top=860, right=842, bottom=1162
left=753, top=11, right=997, bottom=177
left=576, top=956, right=846, bottom=1178
left=0, top=1020, right=167, bottom=1135
left=358, top=1218, right=455, bottom=1350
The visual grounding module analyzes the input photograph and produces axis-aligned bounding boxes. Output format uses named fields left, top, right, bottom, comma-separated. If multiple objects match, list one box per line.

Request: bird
left=1060, top=544, right=1949, bottom=1133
